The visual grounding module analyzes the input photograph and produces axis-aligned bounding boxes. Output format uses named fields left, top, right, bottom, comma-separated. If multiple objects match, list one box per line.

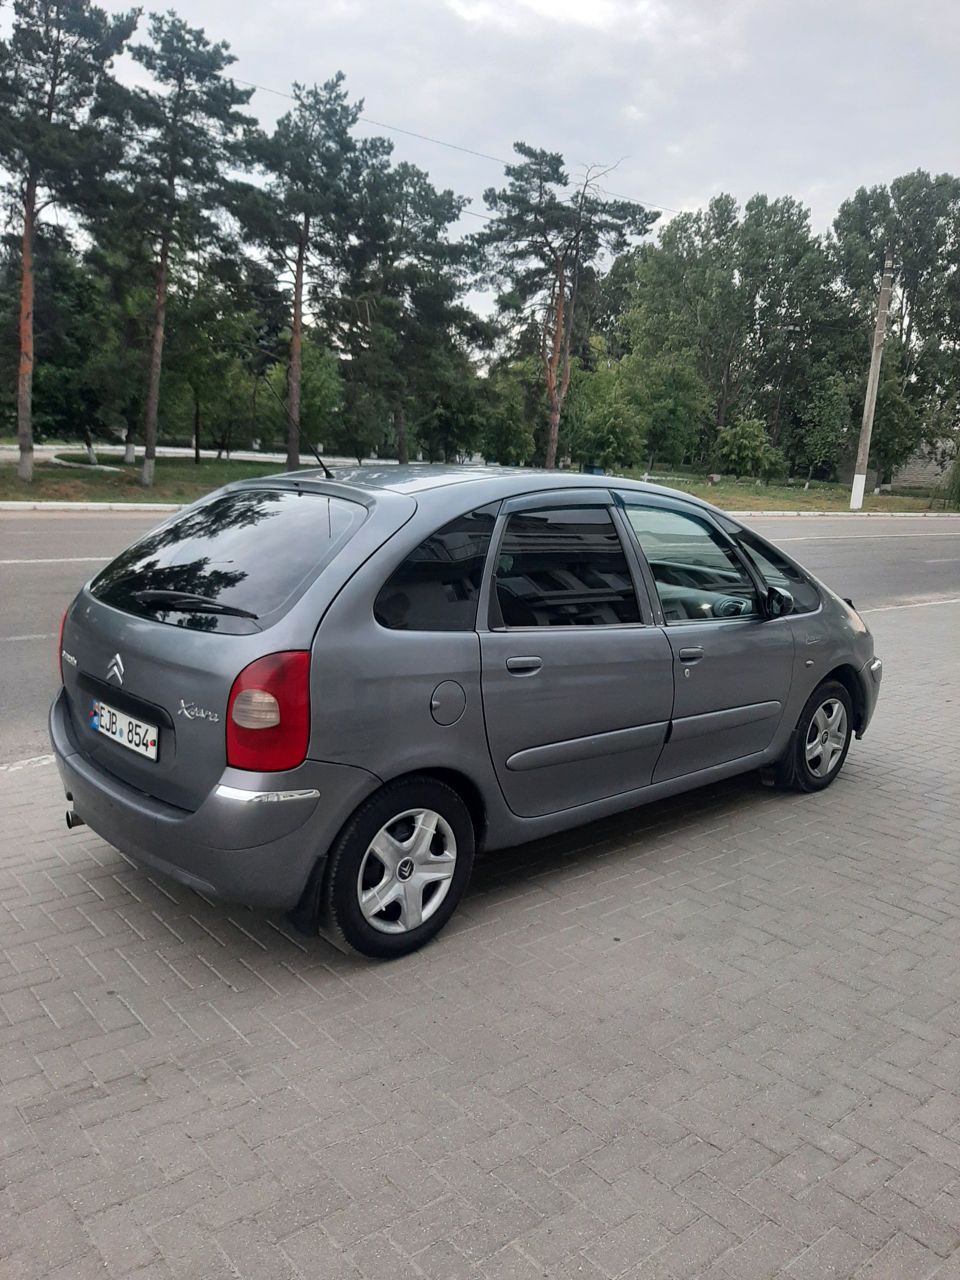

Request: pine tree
left=479, top=144, right=657, bottom=468
left=0, top=0, right=136, bottom=480
left=240, top=75, right=363, bottom=470
left=127, top=12, right=253, bottom=486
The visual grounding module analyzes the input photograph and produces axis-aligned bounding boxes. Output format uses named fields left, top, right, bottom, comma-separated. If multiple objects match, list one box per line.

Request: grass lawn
left=637, top=478, right=946, bottom=512
left=0, top=456, right=303, bottom=504
left=0, top=455, right=953, bottom=512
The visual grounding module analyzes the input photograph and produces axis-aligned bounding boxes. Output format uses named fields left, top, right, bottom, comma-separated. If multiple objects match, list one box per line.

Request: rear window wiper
left=132, top=589, right=260, bottom=620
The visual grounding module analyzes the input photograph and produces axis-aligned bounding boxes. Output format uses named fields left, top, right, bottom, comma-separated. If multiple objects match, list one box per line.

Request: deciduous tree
left=620, top=348, right=708, bottom=472
left=796, top=370, right=853, bottom=485
left=832, top=171, right=960, bottom=476
left=563, top=351, right=640, bottom=472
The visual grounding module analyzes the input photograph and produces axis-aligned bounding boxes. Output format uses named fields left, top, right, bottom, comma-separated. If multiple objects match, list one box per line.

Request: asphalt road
left=0, top=510, right=165, bottom=765
left=2, top=507, right=959, bottom=765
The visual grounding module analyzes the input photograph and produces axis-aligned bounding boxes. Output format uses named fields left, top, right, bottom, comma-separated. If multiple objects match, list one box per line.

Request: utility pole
left=850, top=244, right=895, bottom=510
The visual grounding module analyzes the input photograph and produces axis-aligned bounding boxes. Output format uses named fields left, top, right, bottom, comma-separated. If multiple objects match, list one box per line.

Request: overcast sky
left=100, top=0, right=957, bottom=239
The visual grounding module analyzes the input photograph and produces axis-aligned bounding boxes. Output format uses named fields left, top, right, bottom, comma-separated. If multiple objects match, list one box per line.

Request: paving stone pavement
left=2, top=604, right=959, bottom=1279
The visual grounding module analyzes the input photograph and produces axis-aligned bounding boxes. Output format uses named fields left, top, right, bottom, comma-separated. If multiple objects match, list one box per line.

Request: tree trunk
left=395, top=402, right=408, bottom=465
left=901, top=308, right=914, bottom=394
left=16, top=173, right=38, bottom=483
left=287, top=215, right=308, bottom=472
left=193, top=385, right=201, bottom=464
left=541, top=279, right=566, bottom=471
left=81, top=423, right=97, bottom=466
left=771, top=375, right=784, bottom=444
left=544, top=398, right=560, bottom=470
left=142, top=227, right=171, bottom=488
left=247, top=376, right=257, bottom=462
left=717, top=365, right=730, bottom=434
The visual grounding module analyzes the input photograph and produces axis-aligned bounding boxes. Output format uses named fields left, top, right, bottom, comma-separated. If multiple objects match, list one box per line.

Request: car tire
left=322, top=777, right=475, bottom=959
left=775, top=679, right=853, bottom=793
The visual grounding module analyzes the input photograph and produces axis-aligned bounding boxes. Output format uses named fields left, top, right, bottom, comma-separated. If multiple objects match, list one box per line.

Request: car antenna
left=258, top=371, right=335, bottom=480
left=301, top=433, right=335, bottom=481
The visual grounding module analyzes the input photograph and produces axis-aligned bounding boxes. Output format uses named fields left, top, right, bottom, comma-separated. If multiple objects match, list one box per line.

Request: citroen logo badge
left=106, top=653, right=124, bottom=685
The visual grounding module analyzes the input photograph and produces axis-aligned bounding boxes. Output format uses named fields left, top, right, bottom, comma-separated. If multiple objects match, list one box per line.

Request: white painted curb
left=729, top=510, right=959, bottom=518
left=0, top=501, right=182, bottom=511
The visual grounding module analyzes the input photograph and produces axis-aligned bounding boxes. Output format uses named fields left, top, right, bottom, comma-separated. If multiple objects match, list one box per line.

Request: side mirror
left=765, top=585, right=794, bottom=618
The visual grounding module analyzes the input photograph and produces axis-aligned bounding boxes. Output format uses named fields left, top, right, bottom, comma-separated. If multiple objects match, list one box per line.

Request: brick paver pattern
left=2, top=606, right=958, bottom=1279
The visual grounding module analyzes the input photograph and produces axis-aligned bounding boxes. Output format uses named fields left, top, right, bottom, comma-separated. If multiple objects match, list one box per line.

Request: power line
left=113, top=71, right=681, bottom=219
left=232, top=76, right=678, bottom=217
left=595, top=183, right=682, bottom=216
left=361, top=116, right=510, bottom=168
left=233, top=77, right=514, bottom=167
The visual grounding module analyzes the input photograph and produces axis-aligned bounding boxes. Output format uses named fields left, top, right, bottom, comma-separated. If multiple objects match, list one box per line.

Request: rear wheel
left=776, top=679, right=853, bottom=792
left=322, top=777, right=475, bottom=958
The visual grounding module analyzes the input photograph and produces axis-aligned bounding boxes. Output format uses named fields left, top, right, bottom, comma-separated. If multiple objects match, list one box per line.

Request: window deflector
left=499, top=488, right=612, bottom=514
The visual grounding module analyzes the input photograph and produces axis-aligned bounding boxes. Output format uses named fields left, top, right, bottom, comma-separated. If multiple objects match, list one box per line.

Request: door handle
left=678, top=646, right=704, bottom=663
left=505, top=655, right=542, bottom=674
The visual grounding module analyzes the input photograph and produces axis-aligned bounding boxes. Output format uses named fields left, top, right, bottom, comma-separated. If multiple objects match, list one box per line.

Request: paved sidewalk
left=2, top=606, right=959, bottom=1279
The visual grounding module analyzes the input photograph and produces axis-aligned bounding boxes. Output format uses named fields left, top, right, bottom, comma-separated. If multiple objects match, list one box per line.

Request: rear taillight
left=58, top=610, right=67, bottom=682
left=226, top=652, right=311, bottom=772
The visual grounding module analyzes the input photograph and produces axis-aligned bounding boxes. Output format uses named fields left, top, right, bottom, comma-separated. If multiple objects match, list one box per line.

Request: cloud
left=91, top=0, right=960, bottom=238
left=447, top=0, right=668, bottom=35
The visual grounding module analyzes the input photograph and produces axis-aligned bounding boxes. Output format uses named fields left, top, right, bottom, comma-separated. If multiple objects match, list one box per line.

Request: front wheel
left=777, top=679, right=853, bottom=793
left=322, top=777, right=475, bottom=959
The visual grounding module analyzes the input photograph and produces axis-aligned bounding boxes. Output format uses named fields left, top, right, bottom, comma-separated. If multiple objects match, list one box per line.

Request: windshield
left=91, top=488, right=366, bottom=631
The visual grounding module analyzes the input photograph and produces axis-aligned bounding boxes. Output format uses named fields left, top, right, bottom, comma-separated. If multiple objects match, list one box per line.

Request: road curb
left=728, top=510, right=959, bottom=518
left=0, top=501, right=182, bottom=511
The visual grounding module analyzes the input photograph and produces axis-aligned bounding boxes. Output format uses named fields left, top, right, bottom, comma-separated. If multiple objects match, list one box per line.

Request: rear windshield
left=90, top=488, right=365, bottom=631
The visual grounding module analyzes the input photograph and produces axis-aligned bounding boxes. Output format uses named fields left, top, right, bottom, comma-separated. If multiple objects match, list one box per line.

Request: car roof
left=251, top=464, right=723, bottom=517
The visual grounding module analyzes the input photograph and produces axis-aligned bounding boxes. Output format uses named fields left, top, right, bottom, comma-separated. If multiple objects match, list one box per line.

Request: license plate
left=90, top=698, right=158, bottom=760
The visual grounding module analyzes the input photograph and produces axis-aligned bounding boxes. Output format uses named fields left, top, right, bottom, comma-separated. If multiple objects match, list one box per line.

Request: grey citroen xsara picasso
left=51, top=468, right=882, bottom=958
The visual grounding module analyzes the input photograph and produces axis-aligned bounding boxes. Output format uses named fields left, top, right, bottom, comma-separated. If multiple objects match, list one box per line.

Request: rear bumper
left=854, top=655, right=882, bottom=738
left=50, top=689, right=381, bottom=909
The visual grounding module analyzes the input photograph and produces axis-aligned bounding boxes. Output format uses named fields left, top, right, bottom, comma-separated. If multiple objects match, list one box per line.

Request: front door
left=479, top=503, right=675, bottom=818
left=619, top=500, right=795, bottom=783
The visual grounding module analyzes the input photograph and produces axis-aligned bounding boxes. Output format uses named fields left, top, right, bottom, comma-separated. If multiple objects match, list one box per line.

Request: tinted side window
left=375, top=509, right=496, bottom=631
left=720, top=523, right=821, bottom=614
left=495, top=507, right=640, bottom=627
left=622, top=504, right=759, bottom=623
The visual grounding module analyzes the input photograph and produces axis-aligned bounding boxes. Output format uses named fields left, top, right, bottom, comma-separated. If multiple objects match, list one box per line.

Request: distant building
left=891, top=448, right=950, bottom=490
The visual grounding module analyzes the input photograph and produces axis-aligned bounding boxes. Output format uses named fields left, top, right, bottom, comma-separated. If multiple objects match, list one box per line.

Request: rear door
left=61, top=485, right=379, bottom=810
left=479, top=496, right=675, bottom=819
left=618, top=498, right=795, bottom=783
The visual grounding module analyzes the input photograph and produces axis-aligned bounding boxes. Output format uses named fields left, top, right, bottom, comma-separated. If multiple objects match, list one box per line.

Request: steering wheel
left=712, top=596, right=751, bottom=618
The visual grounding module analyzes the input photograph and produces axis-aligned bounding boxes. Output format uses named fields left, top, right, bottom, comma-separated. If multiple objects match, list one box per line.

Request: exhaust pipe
left=65, top=810, right=85, bottom=830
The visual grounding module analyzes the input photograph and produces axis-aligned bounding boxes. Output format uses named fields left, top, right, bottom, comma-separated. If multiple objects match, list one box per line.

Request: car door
left=479, top=495, right=675, bottom=819
left=618, top=498, right=795, bottom=784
